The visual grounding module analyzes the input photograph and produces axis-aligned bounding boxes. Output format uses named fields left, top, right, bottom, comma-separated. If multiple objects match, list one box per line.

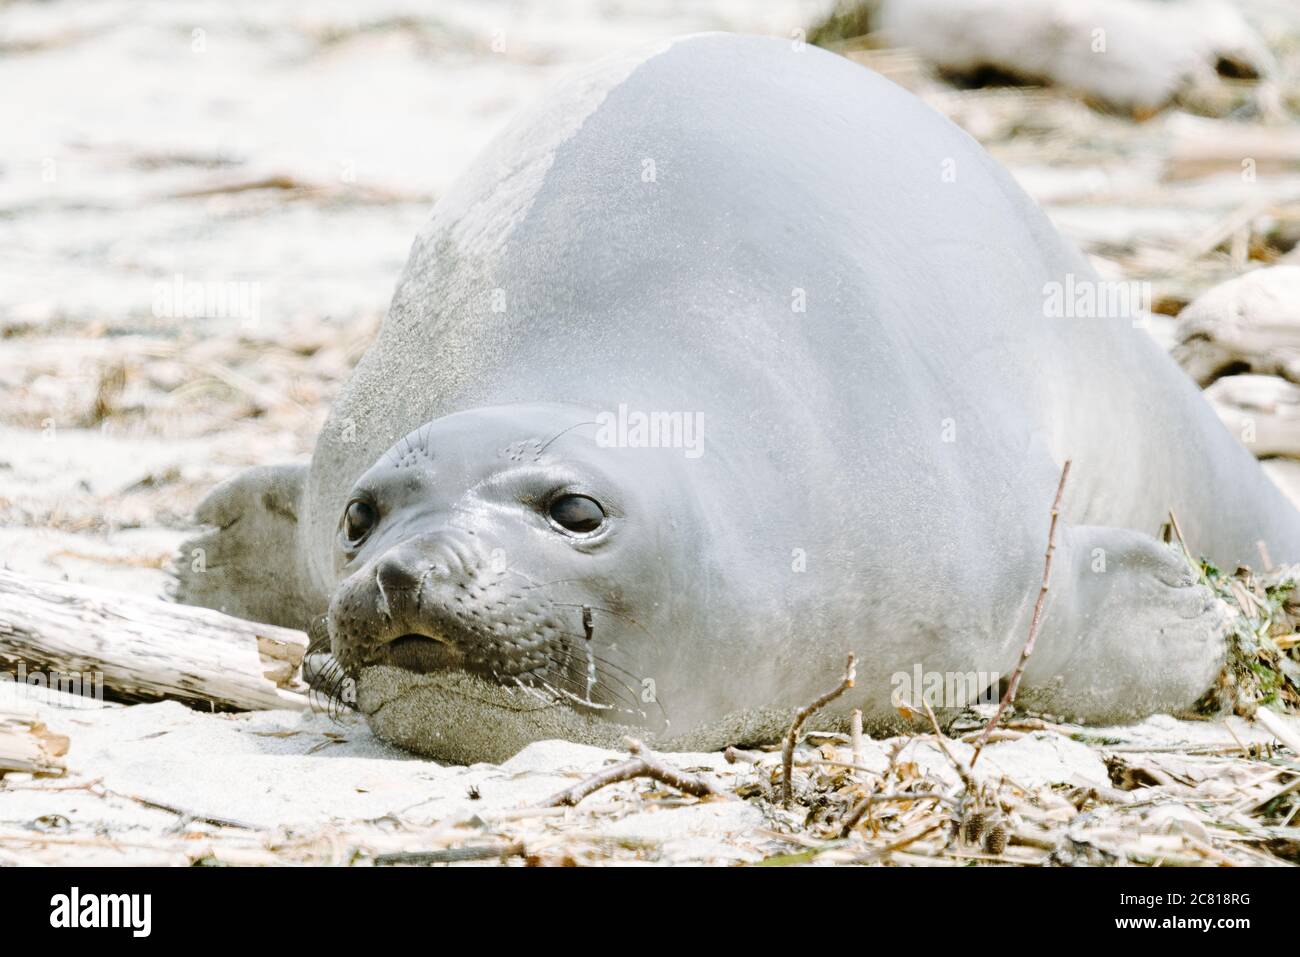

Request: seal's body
left=177, top=35, right=1300, bottom=762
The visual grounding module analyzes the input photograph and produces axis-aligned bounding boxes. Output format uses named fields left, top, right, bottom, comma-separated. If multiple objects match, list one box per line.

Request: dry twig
left=971, top=460, right=1071, bottom=763
left=537, top=738, right=723, bottom=808
left=922, top=700, right=979, bottom=795
left=781, top=654, right=857, bottom=806
left=839, top=791, right=955, bottom=838
left=374, top=843, right=525, bottom=865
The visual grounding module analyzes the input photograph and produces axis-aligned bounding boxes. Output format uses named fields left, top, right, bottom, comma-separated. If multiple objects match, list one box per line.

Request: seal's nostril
left=375, top=553, right=422, bottom=593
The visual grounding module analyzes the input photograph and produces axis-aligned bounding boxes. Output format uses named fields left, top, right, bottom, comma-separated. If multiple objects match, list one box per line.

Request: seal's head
left=325, top=403, right=701, bottom=760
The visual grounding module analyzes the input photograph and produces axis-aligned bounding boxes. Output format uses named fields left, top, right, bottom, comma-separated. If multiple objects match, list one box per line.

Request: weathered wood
left=1168, top=124, right=1300, bottom=181
left=0, top=713, right=69, bottom=776
left=1254, top=707, right=1300, bottom=757
left=0, top=570, right=309, bottom=712
left=1205, top=373, right=1300, bottom=459
left=1172, top=266, right=1300, bottom=387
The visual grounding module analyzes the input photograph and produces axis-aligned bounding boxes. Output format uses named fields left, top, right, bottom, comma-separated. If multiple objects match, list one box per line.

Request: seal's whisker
left=534, top=645, right=637, bottom=706
left=500, top=574, right=661, bottom=658
left=513, top=667, right=627, bottom=719
left=513, top=575, right=585, bottom=591
left=510, top=676, right=558, bottom=707
left=556, top=688, right=615, bottom=711
left=531, top=668, right=620, bottom=714
left=306, top=626, right=331, bottom=658
left=542, top=624, right=648, bottom=684
left=537, top=420, right=599, bottom=455
left=550, top=601, right=661, bottom=646
left=542, top=647, right=654, bottom=719
left=530, top=665, right=617, bottom=712
left=545, top=631, right=649, bottom=688
left=308, top=655, right=356, bottom=719
left=539, top=648, right=637, bottom=705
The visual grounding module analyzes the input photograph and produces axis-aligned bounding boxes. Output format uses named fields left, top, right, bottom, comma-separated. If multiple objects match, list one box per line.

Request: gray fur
left=172, top=464, right=319, bottom=630
left=175, top=34, right=1300, bottom=762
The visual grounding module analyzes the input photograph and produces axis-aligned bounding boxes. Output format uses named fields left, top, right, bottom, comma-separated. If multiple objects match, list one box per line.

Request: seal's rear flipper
left=170, top=464, right=317, bottom=631
left=1017, top=525, right=1230, bottom=723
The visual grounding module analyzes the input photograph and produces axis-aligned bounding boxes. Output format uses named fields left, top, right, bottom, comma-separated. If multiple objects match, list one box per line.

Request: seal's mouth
left=325, top=553, right=664, bottom=727
left=380, top=633, right=461, bottom=675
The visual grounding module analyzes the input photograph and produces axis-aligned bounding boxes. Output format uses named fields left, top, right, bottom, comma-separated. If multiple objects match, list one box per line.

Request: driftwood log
left=1172, top=267, right=1300, bottom=514
left=0, top=713, right=69, bottom=775
left=1168, top=125, right=1300, bottom=181
left=0, top=570, right=309, bottom=711
left=1172, top=266, right=1300, bottom=388
left=1204, top=373, right=1300, bottom=459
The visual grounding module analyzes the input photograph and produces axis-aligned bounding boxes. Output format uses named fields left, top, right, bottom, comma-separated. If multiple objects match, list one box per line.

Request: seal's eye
left=548, top=494, right=605, bottom=534
left=343, top=500, right=377, bottom=543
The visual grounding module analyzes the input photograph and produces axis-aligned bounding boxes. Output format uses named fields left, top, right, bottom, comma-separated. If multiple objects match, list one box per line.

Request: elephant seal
left=174, top=33, right=1300, bottom=763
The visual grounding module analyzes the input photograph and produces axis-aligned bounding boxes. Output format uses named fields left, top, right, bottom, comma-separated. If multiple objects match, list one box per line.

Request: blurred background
left=2, top=0, right=1299, bottom=596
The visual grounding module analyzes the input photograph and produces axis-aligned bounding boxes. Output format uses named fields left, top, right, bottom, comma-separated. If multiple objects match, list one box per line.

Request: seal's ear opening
left=169, top=463, right=316, bottom=631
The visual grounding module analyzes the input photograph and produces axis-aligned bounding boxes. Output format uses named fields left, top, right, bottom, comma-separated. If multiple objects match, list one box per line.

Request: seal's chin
left=380, top=634, right=460, bottom=674
left=356, top=664, right=644, bottom=763
left=356, top=665, right=799, bottom=765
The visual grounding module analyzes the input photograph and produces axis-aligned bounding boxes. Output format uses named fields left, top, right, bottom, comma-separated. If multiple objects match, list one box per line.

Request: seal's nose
left=375, top=552, right=423, bottom=593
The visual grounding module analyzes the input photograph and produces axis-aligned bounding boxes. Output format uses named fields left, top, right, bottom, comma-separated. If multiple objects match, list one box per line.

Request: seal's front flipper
left=170, top=464, right=317, bottom=631
left=1017, top=525, right=1229, bottom=723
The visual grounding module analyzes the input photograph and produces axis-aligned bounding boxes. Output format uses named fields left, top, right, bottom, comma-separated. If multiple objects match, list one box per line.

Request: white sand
left=5, top=678, right=1294, bottom=864
left=4, top=0, right=1300, bottom=864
